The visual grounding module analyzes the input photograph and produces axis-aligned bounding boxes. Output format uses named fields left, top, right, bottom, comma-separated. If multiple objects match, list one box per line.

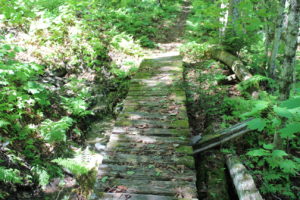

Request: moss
left=172, top=120, right=189, bottom=128
left=178, top=156, right=195, bottom=169
left=173, top=129, right=189, bottom=137
left=199, top=133, right=221, bottom=144
left=115, top=120, right=132, bottom=126
left=176, top=146, right=193, bottom=154
left=123, top=106, right=135, bottom=112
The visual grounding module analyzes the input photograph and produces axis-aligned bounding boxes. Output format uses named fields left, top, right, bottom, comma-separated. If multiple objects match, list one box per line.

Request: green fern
left=238, top=75, right=271, bottom=91
left=0, top=167, right=22, bottom=184
left=39, top=117, right=73, bottom=143
left=32, top=167, right=50, bottom=188
left=52, top=158, right=89, bottom=176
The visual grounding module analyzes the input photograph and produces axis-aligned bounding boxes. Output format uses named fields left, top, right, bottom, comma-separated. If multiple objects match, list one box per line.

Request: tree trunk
left=262, top=0, right=276, bottom=55
left=279, top=0, right=300, bottom=100
left=268, top=0, right=287, bottom=78
left=219, top=0, right=229, bottom=39
left=226, top=154, right=263, bottom=200
left=273, top=0, right=300, bottom=149
left=206, top=49, right=252, bottom=81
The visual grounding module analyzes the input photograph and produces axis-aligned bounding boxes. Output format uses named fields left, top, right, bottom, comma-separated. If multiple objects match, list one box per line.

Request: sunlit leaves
left=39, top=117, right=73, bottom=143
left=246, top=118, right=266, bottom=131
left=52, top=158, right=89, bottom=176
left=247, top=149, right=269, bottom=156
left=279, top=123, right=300, bottom=139
left=0, top=167, right=22, bottom=184
left=280, top=97, right=300, bottom=109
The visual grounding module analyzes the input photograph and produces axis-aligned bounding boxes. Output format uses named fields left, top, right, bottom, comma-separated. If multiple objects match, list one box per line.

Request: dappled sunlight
left=91, top=51, right=196, bottom=199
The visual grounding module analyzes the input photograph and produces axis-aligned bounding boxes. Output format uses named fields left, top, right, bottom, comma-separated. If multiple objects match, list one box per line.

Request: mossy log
left=226, top=154, right=263, bottom=200
left=207, top=49, right=252, bottom=81
left=193, top=119, right=252, bottom=154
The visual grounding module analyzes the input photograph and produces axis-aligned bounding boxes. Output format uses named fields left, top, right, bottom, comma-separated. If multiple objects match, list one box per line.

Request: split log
left=193, top=119, right=252, bottom=154
left=206, top=49, right=252, bottom=81
left=226, top=154, right=263, bottom=200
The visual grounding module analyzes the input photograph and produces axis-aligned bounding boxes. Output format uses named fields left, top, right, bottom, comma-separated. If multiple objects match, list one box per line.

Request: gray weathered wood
left=94, top=179, right=197, bottom=197
left=226, top=154, right=263, bottom=200
left=193, top=119, right=252, bottom=154
left=207, top=49, right=252, bottom=81
left=90, top=193, right=178, bottom=200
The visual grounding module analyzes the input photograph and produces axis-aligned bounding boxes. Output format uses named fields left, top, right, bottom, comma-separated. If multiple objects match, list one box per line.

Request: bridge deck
left=91, top=54, right=197, bottom=200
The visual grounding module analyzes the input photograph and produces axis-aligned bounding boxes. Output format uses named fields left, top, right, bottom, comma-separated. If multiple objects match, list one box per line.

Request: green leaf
left=0, top=120, right=10, bottom=128
left=280, top=97, right=300, bottom=109
left=126, top=171, right=135, bottom=175
left=247, top=149, right=270, bottom=157
left=274, top=106, right=293, bottom=119
left=101, top=176, right=108, bottom=183
left=279, top=122, right=300, bottom=139
left=263, top=143, right=274, bottom=150
left=263, top=171, right=283, bottom=181
left=242, top=100, right=269, bottom=117
left=52, top=158, right=89, bottom=176
left=272, top=150, right=288, bottom=158
left=279, top=159, right=298, bottom=174
left=246, top=118, right=266, bottom=131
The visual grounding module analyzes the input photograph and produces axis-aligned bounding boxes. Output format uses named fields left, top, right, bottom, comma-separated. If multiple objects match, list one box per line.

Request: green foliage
left=111, top=33, right=142, bottom=56
left=246, top=145, right=299, bottom=199
left=238, top=75, right=273, bottom=93
left=0, top=167, right=22, bottom=184
left=32, top=166, right=50, bottom=188
left=225, top=92, right=300, bottom=198
left=246, top=118, right=266, bottom=131
left=62, top=97, right=92, bottom=117
left=52, top=158, right=89, bottom=176
left=39, top=117, right=73, bottom=143
left=180, top=42, right=211, bottom=61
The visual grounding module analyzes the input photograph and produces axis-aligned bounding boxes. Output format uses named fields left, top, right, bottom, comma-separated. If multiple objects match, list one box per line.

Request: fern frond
left=0, top=167, right=22, bottom=184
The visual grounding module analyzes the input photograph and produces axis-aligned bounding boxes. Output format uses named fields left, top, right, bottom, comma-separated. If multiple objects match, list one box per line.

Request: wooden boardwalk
left=91, top=54, right=197, bottom=200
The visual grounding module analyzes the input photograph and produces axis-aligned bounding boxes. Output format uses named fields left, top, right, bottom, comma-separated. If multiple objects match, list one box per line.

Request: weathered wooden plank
left=126, top=94, right=186, bottom=102
left=122, top=104, right=187, bottom=113
left=226, top=154, right=263, bottom=200
left=118, top=111, right=186, bottom=120
left=193, top=120, right=252, bottom=154
left=97, top=164, right=196, bottom=181
left=94, top=179, right=197, bottom=197
left=127, top=90, right=185, bottom=96
left=112, top=127, right=190, bottom=137
left=103, top=153, right=195, bottom=169
left=108, top=134, right=189, bottom=145
left=90, top=193, right=178, bottom=200
left=134, top=72, right=182, bottom=79
left=129, top=86, right=182, bottom=92
left=123, top=100, right=184, bottom=106
left=114, top=119, right=189, bottom=129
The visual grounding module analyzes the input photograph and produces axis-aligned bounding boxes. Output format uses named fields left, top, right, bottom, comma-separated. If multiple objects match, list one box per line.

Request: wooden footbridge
left=90, top=53, right=197, bottom=200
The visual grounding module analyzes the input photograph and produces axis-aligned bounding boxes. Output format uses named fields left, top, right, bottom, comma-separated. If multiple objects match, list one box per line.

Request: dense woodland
left=0, top=0, right=299, bottom=199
